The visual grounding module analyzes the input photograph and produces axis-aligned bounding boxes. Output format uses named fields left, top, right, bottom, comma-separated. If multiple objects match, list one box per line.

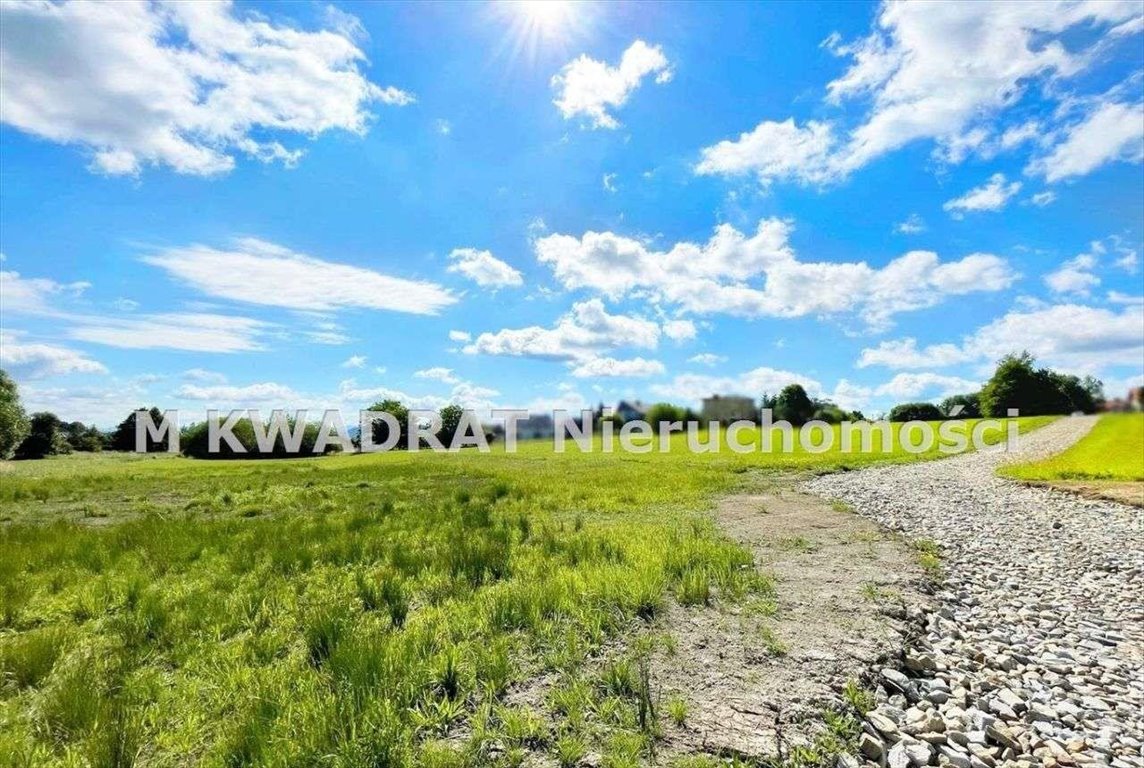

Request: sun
left=514, top=0, right=575, bottom=37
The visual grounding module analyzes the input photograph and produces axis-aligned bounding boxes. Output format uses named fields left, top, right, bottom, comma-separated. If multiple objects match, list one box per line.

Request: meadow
left=1000, top=413, right=1144, bottom=482
left=0, top=419, right=1052, bottom=768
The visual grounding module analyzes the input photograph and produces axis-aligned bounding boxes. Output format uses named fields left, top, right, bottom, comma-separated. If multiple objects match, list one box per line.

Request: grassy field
left=1001, top=413, right=1144, bottom=482
left=0, top=419, right=1052, bottom=768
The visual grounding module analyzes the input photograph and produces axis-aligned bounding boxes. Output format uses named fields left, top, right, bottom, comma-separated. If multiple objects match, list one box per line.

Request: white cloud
left=1045, top=254, right=1099, bottom=295
left=535, top=219, right=1017, bottom=329
left=857, top=338, right=974, bottom=370
left=895, top=214, right=926, bottom=234
left=695, top=119, right=836, bottom=186
left=435, top=119, right=452, bottom=136
left=0, top=270, right=89, bottom=315
left=860, top=302, right=1144, bottom=374
left=183, top=368, right=227, bottom=384
left=552, top=40, right=672, bottom=129
left=341, top=354, right=367, bottom=369
left=1029, top=101, right=1144, bottom=182
left=446, top=248, right=523, bottom=288
left=449, top=330, right=472, bottom=343
left=0, top=1, right=410, bottom=176
left=143, top=238, right=455, bottom=315
left=873, top=372, right=980, bottom=400
left=464, top=299, right=661, bottom=360
left=1029, top=191, right=1057, bottom=207
left=0, top=330, right=107, bottom=378
left=569, top=357, right=665, bottom=378
left=688, top=353, right=727, bottom=367
left=651, top=366, right=822, bottom=405
left=943, top=173, right=1022, bottom=217
left=602, top=173, right=617, bottom=193
left=113, top=298, right=139, bottom=312
left=662, top=319, right=697, bottom=341
left=175, top=382, right=301, bottom=402
left=414, top=367, right=461, bottom=385
left=69, top=312, right=270, bottom=353
left=697, top=3, right=1141, bottom=184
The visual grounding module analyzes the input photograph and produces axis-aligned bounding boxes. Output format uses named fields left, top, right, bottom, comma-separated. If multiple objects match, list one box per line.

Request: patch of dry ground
left=1013, top=478, right=1144, bottom=507
left=652, top=486, right=929, bottom=761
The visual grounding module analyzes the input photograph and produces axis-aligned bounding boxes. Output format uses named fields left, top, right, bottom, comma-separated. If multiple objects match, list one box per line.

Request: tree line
left=0, top=352, right=1107, bottom=460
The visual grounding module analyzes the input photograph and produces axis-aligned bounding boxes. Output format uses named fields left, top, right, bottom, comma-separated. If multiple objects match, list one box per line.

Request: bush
left=13, top=412, right=70, bottom=460
left=181, top=416, right=327, bottom=459
left=887, top=402, right=944, bottom=422
left=940, top=393, right=980, bottom=419
left=364, top=399, right=409, bottom=450
left=0, top=369, right=30, bottom=459
left=645, top=402, right=686, bottom=427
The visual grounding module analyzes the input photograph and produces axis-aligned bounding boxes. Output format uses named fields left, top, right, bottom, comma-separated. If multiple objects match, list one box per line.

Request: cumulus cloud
left=651, top=366, right=822, bottom=404
left=569, top=357, right=665, bottom=378
left=143, top=238, right=455, bottom=315
left=449, top=330, right=472, bottom=343
left=0, top=1, right=410, bottom=176
left=1029, top=101, right=1144, bottom=182
left=1045, top=254, right=1100, bottom=295
left=341, top=355, right=367, bottom=369
left=1029, top=191, right=1057, bottom=207
left=859, top=302, right=1144, bottom=373
left=174, top=382, right=301, bottom=402
left=446, top=248, right=523, bottom=288
left=463, top=299, right=661, bottom=360
left=414, top=367, right=461, bottom=385
left=895, top=214, right=926, bottom=234
left=688, top=353, right=727, bottom=367
left=0, top=270, right=89, bottom=315
left=535, top=219, right=1017, bottom=329
left=552, top=40, right=672, bottom=129
left=696, top=3, right=1142, bottom=185
left=662, top=319, right=697, bottom=341
left=0, top=330, right=108, bottom=378
left=943, top=174, right=1022, bottom=217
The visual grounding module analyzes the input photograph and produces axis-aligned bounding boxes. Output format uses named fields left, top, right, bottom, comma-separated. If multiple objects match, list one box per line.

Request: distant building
left=1104, top=387, right=1144, bottom=413
left=702, top=394, right=756, bottom=424
left=614, top=400, right=648, bottom=423
left=518, top=414, right=555, bottom=439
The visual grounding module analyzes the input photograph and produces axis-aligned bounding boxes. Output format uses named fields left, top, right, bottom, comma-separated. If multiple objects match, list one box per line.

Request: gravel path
left=806, top=416, right=1144, bottom=768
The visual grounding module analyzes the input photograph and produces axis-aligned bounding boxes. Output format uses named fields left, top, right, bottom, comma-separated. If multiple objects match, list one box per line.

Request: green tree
left=939, top=393, right=981, bottom=419
left=979, top=352, right=1100, bottom=417
left=367, top=399, right=410, bottom=449
left=13, top=412, right=70, bottom=460
left=0, top=368, right=30, bottom=459
left=770, top=384, right=816, bottom=425
left=887, top=402, right=944, bottom=422
left=645, top=402, right=686, bottom=427
left=63, top=421, right=104, bottom=452
left=108, top=407, right=169, bottom=452
left=436, top=404, right=465, bottom=447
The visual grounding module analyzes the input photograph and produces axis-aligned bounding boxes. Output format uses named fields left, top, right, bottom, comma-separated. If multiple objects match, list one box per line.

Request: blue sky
left=1, top=0, right=1142, bottom=425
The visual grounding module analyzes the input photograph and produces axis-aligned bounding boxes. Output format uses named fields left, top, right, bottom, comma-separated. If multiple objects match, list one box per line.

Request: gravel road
left=806, top=416, right=1143, bottom=768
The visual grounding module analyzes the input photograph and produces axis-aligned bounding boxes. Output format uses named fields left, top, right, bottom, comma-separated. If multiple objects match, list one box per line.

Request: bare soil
left=1016, top=478, right=1144, bottom=507
left=652, top=486, right=928, bottom=761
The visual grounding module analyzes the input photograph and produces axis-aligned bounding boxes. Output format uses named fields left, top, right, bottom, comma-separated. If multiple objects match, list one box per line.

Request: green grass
left=0, top=418, right=1050, bottom=765
left=1000, top=413, right=1144, bottom=482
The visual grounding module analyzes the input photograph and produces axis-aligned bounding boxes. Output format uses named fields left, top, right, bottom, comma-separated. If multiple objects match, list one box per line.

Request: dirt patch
left=1016, top=478, right=1144, bottom=507
left=653, top=487, right=928, bottom=761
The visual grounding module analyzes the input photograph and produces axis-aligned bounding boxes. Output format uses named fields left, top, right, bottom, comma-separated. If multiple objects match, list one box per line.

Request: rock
left=870, top=712, right=901, bottom=737
left=889, top=741, right=912, bottom=768
left=861, top=733, right=885, bottom=761
left=986, top=723, right=1021, bottom=752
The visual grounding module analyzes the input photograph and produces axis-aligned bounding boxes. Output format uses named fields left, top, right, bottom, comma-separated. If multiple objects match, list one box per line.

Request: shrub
left=181, top=416, right=326, bottom=459
left=13, top=412, right=70, bottom=460
left=0, top=369, right=30, bottom=459
left=645, top=402, right=686, bottom=427
left=940, top=393, right=981, bottom=419
left=887, top=402, right=943, bottom=422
